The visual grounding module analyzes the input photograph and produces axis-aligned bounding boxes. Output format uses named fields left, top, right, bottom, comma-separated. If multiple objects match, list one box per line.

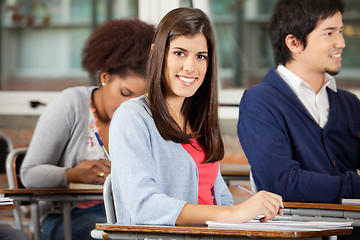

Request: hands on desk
left=176, top=190, right=283, bottom=225
left=67, top=159, right=111, bottom=184
left=232, top=190, right=284, bottom=223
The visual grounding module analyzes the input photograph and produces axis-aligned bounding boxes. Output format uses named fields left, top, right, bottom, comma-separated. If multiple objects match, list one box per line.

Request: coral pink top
left=181, top=139, right=219, bottom=205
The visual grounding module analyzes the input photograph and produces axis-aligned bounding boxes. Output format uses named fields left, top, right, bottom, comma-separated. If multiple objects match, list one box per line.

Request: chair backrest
left=6, top=148, right=28, bottom=190
left=103, top=173, right=116, bottom=223
left=249, top=170, right=258, bottom=193
left=5, top=147, right=28, bottom=230
left=0, top=132, right=14, bottom=174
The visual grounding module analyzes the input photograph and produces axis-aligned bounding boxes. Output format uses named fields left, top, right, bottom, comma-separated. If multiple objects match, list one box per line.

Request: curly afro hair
left=82, top=19, right=154, bottom=80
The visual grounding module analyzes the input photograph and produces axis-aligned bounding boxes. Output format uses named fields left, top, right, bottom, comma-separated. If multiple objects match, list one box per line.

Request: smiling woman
left=164, top=34, right=208, bottom=101
left=109, top=7, right=284, bottom=227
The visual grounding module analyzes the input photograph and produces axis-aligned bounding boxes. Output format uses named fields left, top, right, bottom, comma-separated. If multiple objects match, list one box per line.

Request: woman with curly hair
left=20, top=19, right=154, bottom=240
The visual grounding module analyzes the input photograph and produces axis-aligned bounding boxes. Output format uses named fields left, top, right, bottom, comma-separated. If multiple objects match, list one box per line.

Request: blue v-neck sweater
left=237, top=68, right=360, bottom=203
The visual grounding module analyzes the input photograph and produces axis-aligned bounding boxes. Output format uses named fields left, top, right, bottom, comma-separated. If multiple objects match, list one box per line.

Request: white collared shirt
left=276, top=65, right=337, bottom=128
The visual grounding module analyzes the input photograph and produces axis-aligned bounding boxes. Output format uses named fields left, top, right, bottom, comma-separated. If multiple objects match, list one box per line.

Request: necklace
left=90, top=94, right=101, bottom=133
left=90, top=91, right=111, bottom=151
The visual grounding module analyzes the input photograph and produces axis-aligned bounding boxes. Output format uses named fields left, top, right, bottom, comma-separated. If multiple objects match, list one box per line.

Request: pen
left=234, top=184, right=284, bottom=210
left=95, top=132, right=111, bottom=160
left=234, top=184, right=255, bottom=196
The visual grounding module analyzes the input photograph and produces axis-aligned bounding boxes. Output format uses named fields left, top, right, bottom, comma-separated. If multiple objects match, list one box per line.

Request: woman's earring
left=101, top=82, right=105, bottom=86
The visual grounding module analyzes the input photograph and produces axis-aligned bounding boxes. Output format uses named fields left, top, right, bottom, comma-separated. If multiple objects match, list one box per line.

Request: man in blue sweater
left=238, top=0, right=360, bottom=204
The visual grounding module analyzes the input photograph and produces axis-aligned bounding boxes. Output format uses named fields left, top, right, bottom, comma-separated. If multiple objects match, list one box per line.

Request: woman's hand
left=230, top=190, right=284, bottom=223
left=66, top=158, right=111, bottom=184
left=73, top=160, right=97, bottom=169
left=176, top=190, right=283, bottom=225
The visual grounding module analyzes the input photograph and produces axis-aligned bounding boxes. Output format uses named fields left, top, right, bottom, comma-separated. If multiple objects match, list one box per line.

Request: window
left=1, top=0, right=360, bottom=92
left=0, top=0, right=138, bottom=91
left=209, top=0, right=360, bottom=89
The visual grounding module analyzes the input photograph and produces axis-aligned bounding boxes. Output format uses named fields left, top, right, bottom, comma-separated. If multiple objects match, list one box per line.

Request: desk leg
left=62, top=201, right=72, bottom=240
left=31, top=202, right=41, bottom=240
left=13, top=201, right=23, bottom=230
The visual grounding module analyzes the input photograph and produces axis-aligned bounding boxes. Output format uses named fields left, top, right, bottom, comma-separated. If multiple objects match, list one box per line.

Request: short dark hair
left=82, top=19, right=154, bottom=80
left=147, top=8, right=224, bottom=163
left=270, top=0, right=345, bottom=65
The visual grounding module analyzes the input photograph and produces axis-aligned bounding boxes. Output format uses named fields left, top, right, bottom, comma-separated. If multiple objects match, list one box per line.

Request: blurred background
left=0, top=0, right=359, bottom=202
left=1, top=0, right=359, bottom=91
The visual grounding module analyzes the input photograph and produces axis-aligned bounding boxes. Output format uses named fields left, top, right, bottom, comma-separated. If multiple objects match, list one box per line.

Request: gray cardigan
left=109, top=96, right=233, bottom=226
left=20, top=86, right=97, bottom=219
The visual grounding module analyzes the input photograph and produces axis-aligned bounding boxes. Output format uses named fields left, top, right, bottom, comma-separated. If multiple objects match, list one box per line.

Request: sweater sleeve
left=20, top=89, right=81, bottom=188
left=214, top=168, right=233, bottom=206
left=109, top=101, right=186, bottom=225
left=237, top=89, right=360, bottom=203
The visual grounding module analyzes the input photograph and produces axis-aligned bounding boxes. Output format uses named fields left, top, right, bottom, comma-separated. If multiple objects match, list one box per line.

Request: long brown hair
left=147, top=8, right=224, bottom=163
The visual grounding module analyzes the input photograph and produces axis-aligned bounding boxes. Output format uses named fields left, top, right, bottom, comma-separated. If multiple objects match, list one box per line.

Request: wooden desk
left=278, top=202, right=360, bottom=227
left=284, top=202, right=360, bottom=211
left=0, top=188, right=103, bottom=240
left=0, top=203, right=15, bottom=210
left=220, top=163, right=250, bottom=184
left=91, top=224, right=352, bottom=240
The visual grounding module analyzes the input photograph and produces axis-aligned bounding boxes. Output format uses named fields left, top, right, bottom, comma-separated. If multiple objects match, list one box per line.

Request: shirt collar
left=324, top=73, right=337, bottom=92
left=277, top=65, right=337, bottom=94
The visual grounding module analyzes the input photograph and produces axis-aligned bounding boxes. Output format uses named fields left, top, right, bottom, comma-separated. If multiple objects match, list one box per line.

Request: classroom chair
left=103, top=173, right=116, bottom=224
left=0, top=133, right=14, bottom=228
left=0, top=132, right=13, bottom=175
left=5, top=148, right=29, bottom=230
left=6, top=148, right=27, bottom=190
left=249, top=170, right=258, bottom=193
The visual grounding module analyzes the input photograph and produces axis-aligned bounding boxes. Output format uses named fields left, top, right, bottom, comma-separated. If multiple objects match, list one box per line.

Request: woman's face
left=163, top=33, right=208, bottom=101
left=102, top=73, right=147, bottom=119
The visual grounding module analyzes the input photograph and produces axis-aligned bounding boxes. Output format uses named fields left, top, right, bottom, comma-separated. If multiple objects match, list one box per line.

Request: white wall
left=1, top=89, right=359, bottom=119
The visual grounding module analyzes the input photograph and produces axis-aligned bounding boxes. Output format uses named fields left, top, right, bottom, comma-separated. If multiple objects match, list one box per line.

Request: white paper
left=68, top=183, right=103, bottom=189
left=341, top=199, right=360, bottom=206
left=206, top=220, right=353, bottom=231
left=0, top=197, right=14, bottom=205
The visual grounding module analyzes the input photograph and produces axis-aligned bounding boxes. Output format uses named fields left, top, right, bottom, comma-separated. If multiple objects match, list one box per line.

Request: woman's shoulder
left=59, top=86, right=96, bottom=100
left=111, top=95, right=154, bottom=130
left=118, top=95, right=150, bottom=115
left=51, top=86, right=95, bottom=108
left=42, top=86, right=95, bottom=118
